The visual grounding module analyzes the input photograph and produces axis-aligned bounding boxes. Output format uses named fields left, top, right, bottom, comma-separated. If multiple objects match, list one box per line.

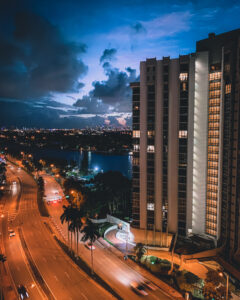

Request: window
left=225, top=84, right=231, bottom=94
left=179, top=73, right=188, bottom=81
left=133, top=130, right=140, bottom=138
left=148, top=131, right=155, bottom=138
left=179, top=130, right=187, bottom=138
left=224, top=64, right=230, bottom=72
left=147, top=145, right=155, bottom=152
left=182, top=82, right=187, bottom=91
left=147, top=203, right=154, bottom=211
left=133, top=144, right=140, bottom=152
left=209, top=72, right=221, bottom=81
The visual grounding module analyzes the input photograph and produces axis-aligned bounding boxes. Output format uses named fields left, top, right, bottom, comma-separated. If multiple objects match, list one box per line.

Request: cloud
left=131, top=22, right=146, bottom=34
left=103, top=10, right=192, bottom=46
left=0, top=11, right=88, bottom=100
left=100, top=48, right=117, bottom=64
left=91, top=65, right=138, bottom=111
left=0, top=99, right=131, bottom=129
left=75, top=64, right=138, bottom=114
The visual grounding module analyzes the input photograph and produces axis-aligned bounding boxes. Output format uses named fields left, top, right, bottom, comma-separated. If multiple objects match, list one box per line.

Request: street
left=1, top=163, right=113, bottom=300
left=43, top=173, right=174, bottom=300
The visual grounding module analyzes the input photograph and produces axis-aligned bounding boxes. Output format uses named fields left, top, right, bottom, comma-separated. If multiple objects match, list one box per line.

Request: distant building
left=131, top=29, right=240, bottom=264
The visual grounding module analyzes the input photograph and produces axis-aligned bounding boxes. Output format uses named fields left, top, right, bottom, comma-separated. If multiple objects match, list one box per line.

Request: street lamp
left=219, top=272, right=229, bottom=300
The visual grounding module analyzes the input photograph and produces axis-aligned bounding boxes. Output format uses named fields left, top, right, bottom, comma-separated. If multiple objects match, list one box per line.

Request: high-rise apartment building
left=131, top=54, right=195, bottom=238
left=131, top=29, right=240, bottom=263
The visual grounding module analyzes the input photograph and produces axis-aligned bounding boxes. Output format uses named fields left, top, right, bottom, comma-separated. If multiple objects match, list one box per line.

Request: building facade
left=131, top=54, right=195, bottom=238
left=131, top=29, right=240, bottom=263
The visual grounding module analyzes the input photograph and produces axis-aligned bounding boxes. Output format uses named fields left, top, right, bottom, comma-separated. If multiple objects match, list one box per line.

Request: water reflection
left=34, top=149, right=132, bottom=178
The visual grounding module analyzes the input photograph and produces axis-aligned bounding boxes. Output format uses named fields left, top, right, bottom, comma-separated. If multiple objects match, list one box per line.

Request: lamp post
left=219, top=272, right=229, bottom=300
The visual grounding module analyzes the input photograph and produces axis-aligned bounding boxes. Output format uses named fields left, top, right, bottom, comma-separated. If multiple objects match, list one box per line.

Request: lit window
left=179, top=73, right=188, bottom=81
left=147, top=145, right=155, bottom=152
left=179, top=130, right=187, bottom=138
left=147, top=131, right=155, bottom=138
left=147, top=203, right=154, bottom=211
left=133, top=130, right=140, bottom=138
left=209, top=72, right=221, bottom=81
left=225, top=84, right=231, bottom=94
left=182, top=82, right=187, bottom=91
left=133, top=144, right=140, bottom=152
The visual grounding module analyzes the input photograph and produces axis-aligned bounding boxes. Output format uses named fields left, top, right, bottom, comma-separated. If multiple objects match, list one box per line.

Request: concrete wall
left=140, top=61, right=147, bottom=229
left=130, top=227, right=172, bottom=247
left=192, top=51, right=209, bottom=235
left=168, top=59, right=179, bottom=233
left=155, top=60, right=163, bottom=231
left=106, top=214, right=130, bottom=232
left=186, top=55, right=195, bottom=234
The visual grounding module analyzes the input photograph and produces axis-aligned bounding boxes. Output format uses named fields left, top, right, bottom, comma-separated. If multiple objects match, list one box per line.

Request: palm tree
left=68, top=208, right=84, bottom=256
left=60, top=205, right=75, bottom=250
left=81, top=220, right=100, bottom=274
left=133, top=243, right=146, bottom=261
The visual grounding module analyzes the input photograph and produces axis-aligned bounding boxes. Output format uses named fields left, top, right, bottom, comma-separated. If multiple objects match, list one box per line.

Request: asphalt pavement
left=43, top=173, right=174, bottom=300
left=1, top=164, right=113, bottom=300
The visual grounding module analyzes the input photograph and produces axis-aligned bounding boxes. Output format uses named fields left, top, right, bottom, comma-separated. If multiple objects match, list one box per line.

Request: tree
left=205, top=270, right=224, bottom=285
left=81, top=220, right=100, bottom=274
left=134, top=243, right=146, bottom=261
left=68, top=207, right=84, bottom=255
left=92, top=171, right=131, bottom=216
left=60, top=205, right=75, bottom=250
left=203, top=270, right=232, bottom=300
left=184, top=272, right=200, bottom=285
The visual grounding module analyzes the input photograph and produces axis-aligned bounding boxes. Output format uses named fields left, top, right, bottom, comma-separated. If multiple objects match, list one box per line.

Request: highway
left=43, top=173, right=174, bottom=300
left=1, top=164, right=113, bottom=300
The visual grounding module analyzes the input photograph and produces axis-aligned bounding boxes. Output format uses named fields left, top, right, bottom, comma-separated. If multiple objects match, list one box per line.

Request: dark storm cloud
left=99, top=48, right=117, bottom=64
left=74, top=96, right=110, bottom=114
left=74, top=47, right=139, bottom=114
left=75, top=65, right=138, bottom=113
left=92, top=64, right=138, bottom=111
left=0, top=11, right=88, bottom=100
left=0, top=99, right=115, bottom=129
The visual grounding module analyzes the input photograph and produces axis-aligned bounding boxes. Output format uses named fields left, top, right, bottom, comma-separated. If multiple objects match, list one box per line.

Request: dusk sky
left=1, top=0, right=240, bottom=128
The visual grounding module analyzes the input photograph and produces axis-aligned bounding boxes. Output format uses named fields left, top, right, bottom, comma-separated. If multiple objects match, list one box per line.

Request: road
left=43, top=173, right=174, bottom=300
left=1, top=164, right=113, bottom=300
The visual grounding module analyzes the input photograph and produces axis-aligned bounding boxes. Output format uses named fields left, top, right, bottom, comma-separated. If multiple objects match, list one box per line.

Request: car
left=130, top=281, right=148, bottom=296
left=17, top=284, right=29, bottom=299
left=142, top=280, right=157, bottom=291
left=8, top=229, right=16, bottom=237
left=85, top=243, right=96, bottom=250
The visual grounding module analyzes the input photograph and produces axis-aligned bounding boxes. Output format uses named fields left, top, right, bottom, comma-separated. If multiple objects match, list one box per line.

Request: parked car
left=130, top=281, right=148, bottom=296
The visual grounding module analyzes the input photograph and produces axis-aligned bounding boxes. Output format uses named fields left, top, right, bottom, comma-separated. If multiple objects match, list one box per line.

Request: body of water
left=33, top=149, right=132, bottom=178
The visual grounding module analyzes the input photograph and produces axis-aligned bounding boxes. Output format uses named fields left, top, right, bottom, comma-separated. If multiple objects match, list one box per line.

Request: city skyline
left=1, top=0, right=240, bottom=128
